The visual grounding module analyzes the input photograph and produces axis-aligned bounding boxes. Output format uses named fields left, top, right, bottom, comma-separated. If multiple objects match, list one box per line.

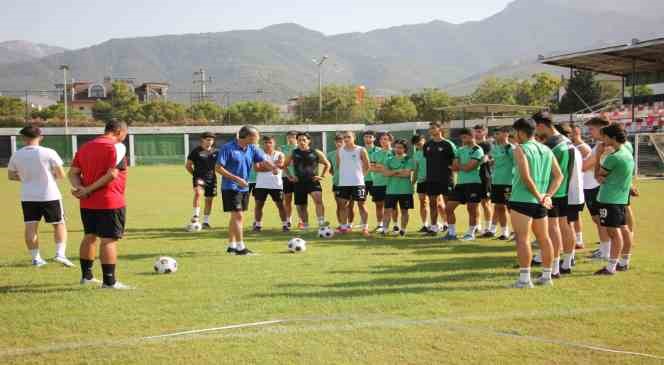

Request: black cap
left=19, top=126, right=42, bottom=139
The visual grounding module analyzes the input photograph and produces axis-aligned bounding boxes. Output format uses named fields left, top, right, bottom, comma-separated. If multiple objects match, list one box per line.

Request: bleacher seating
left=595, top=101, right=664, bottom=133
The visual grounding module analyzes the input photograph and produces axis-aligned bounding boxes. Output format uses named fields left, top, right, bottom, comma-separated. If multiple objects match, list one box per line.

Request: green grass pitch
left=0, top=165, right=663, bottom=364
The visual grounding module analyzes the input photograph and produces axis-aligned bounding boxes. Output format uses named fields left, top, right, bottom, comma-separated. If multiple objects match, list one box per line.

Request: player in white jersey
left=336, top=131, right=371, bottom=236
left=570, top=124, right=592, bottom=249
left=252, top=136, right=289, bottom=232
left=7, top=126, right=74, bottom=267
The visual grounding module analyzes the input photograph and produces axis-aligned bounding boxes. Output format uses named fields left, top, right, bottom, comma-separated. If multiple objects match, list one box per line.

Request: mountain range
left=0, top=0, right=662, bottom=101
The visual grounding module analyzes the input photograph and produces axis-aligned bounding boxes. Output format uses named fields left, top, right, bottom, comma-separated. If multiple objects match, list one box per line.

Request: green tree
left=295, top=84, right=377, bottom=123
left=626, top=84, right=655, bottom=97
left=0, top=96, right=25, bottom=120
left=226, top=101, right=280, bottom=124
left=471, top=77, right=518, bottom=105
left=378, top=96, right=418, bottom=123
left=188, top=101, right=224, bottom=122
left=139, top=101, right=187, bottom=124
left=410, top=88, right=452, bottom=121
left=599, top=81, right=622, bottom=102
left=91, top=100, right=113, bottom=122
left=31, top=103, right=85, bottom=120
left=91, top=81, right=140, bottom=123
left=558, top=70, right=602, bottom=114
left=530, top=72, right=561, bottom=108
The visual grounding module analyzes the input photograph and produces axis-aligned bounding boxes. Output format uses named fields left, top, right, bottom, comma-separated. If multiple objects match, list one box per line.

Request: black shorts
left=222, top=190, right=250, bottom=212
left=385, top=194, right=414, bottom=210
left=248, top=183, right=256, bottom=194
left=22, top=200, right=64, bottom=224
left=450, top=183, right=484, bottom=204
left=282, top=177, right=295, bottom=194
left=480, top=175, right=492, bottom=199
left=598, top=203, right=626, bottom=228
left=508, top=201, right=547, bottom=219
left=193, top=176, right=217, bottom=197
left=81, top=208, right=126, bottom=239
left=253, top=188, right=283, bottom=203
left=490, top=185, right=512, bottom=205
left=547, top=197, right=569, bottom=218
left=370, top=185, right=387, bottom=202
left=567, top=204, right=584, bottom=222
left=294, top=181, right=323, bottom=206
left=416, top=182, right=427, bottom=194
left=338, top=186, right=367, bottom=201
left=332, top=185, right=341, bottom=198
left=584, top=187, right=600, bottom=216
left=425, top=181, right=452, bottom=197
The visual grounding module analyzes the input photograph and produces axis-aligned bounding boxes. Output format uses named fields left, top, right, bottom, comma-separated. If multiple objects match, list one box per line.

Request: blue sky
left=1, top=0, right=512, bottom=49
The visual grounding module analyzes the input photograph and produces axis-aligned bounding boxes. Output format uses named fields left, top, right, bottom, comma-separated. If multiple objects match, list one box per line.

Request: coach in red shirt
left=68, top=120, right=130, bottom=289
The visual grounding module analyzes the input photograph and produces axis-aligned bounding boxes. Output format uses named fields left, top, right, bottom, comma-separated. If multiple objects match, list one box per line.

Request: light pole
left=313, top=55, right=328, bottom=120
left=59, top=65, right=69, bottom=134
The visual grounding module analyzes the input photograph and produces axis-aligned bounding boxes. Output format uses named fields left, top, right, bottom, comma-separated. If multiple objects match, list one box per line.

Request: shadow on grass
left=0, top=284, right=83, bottom=294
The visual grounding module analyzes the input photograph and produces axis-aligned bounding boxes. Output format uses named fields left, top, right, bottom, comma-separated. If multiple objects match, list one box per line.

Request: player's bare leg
left=311, top=191, right=326, bottom=227
left=391, top=206, right=399, bottom=233
left=617, top=225, right=633, bottom=270
left=548, top=218, right=563, bottom=277
left=462, top=202, right=479, bottom=240
left=437, top=195, right=447, bottom=229
left=191, top=187, right=202, bottom=222
left=337, top=198, right=352, bottom=233
left=275, top=200, right=289, bottom=231
left=512, top=210, right=533, bottom=287
left=399, top=208, right=409, bottom=236
left=284, top=192, right=293, bottom=228
left=418, top=193, right=429, bottom=232
left=480, top=198, right=493, bottom=235
left=596, top=227, right=623, bottom=275
left=253, top=199, right=266, bottom=231
left=375, top=201, right=385, bottom=232
left=357, top=200, right=369, bottom=236
left=560, top=217, right=576, bottom=274
left=444, top=200, right=459, bottom=239
left=531, top=216, right=554, bottom=286
left=24, top=222, right=45, bottom=266
left=79, top=234, right=100, bottom=285
left=52, top=222, right=73, bottom=267
left=202, top=197, right=213, bottom=228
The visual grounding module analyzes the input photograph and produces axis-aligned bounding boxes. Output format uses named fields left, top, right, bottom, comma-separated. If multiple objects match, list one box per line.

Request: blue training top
left=217, top=140, right=266, bottom=192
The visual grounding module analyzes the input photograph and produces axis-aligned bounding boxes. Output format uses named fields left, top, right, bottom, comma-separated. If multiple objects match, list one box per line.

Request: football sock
left=489, top=223, right=497, bottom=234
left=576, top=232, right=583, bottom=245
left=282, top=221, right=289, bottom=227
left=101, top=264, right=116, bottom=286
left=229, top=242, right=238, bottom=250
left=236, top=241, right=246, bottom=251
left=562, top=253, right=573, bottom=270
left=607, top=258, right=618, bottom=273
left=599, top=240, right=610, bottom=258
left=80, top=259, right=94, bottom=280
left=542, top=268, right=552, bottom=280
left=501, top=226, right=511, bottom=237
left=519, top=268, right=531, bottom=283
left=552, top=257, right=561, bottom=275
left=255, top=221, right=262, bottom=227
left=203, top=215, right=210, bottom=224
left=55, top=242, right=66, bottom=258
left=30, top=248, right=41, bottom=260
left=317, top=217, right=325, bottom=227
left=193, top=207, right=201, bottom=217
left=484, top=221, right=491, bottom=232
left=430, top=224, right=439, bottom=232
left=619, top=254, right=631, bottom=266
left=448, top=224, right=456, bottom=235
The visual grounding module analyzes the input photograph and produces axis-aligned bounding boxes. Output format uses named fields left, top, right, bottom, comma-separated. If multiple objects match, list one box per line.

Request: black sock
left=80, top=259, right=94, bottom=280
left=101, top=264, right=116, bottom=286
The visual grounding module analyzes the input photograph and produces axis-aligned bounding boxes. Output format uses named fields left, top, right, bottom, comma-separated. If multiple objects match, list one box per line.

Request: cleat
left=441, top=234, right=457, bottom=241
left=54, top=256, right=75, bottom=268
left=298, top=222, right=306, bottom=230
left=32, top=258, right=47, bottom=267
left=399, top=230, right=406, bottom=237
left=286, top=221, right=292, bottom=228
left=424, top=229, right=438, bottom=236
left=282, top=225, right=290, bottom=232
left=481, top=231, right=495, bottom=238
left=252, top=224, right=262, bottom=232
left=534, top=276, right=554, bottom=286
left=202, top=223, right=212, bottom=230
left=335, top=226, right=350, bottom=234
left=594, top=267, right=615, bottom=276
left=418, top=226, right=429, bottom=233
left=496, top=235, right=509, bottom=240
left=616, top=264, right=629, bottom=272
left=101, top=281, right=133, bottom=290
left=191, top=216, right=200, bottom=223
left=559, top=267, right=572, bottom=275
left=80, top=277, right=102, bottom=286
left=235, top=248, right=255, bottom=256
left=392, top=226, right=400, bottom=232
left=461, top=233, right=475, bottom=241
left=513, top=280, right=534, bottom=289
left=575, top=243, right=585, bottom=250
left=226, top=247, right=237, bottom=254
left=439, top=225, right=449, bottom=232
left=551, top=273, right=561, bottom=279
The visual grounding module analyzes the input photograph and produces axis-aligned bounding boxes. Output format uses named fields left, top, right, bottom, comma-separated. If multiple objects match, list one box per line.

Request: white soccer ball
left=287, top=237, right=307, bottom=253
left=318, top=226, right=334, bottom=239
left=186, top=222, right=202, bottom=232
left=154, top=256, right=178, bottom=274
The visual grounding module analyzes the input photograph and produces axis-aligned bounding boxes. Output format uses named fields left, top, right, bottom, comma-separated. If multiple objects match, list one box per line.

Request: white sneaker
left=32, top=257, right=47, bottom=267
left=54, top=256, right=75, bottom=268
left=513, top=279, right=534, bottom=289
left=534, top=276, right=554, bottom=287
left=461, top=233, right=475, bottom=241
left=80, top=277, right=102, bottom=286
left=101, top=281, right=133, bottom=290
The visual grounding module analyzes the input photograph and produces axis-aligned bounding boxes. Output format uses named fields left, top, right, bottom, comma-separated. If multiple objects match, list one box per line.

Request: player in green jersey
left=489, top=126, right=515, bottom=240
left=369, top=132, right=398, bottom=234
left=382, top=139, right=416, bottom=237
left=510, top=118, right=563, bottom=288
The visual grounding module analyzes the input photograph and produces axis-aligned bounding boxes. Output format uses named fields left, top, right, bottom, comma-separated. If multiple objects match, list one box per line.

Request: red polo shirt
left=72, top=136, right=128, bottom=209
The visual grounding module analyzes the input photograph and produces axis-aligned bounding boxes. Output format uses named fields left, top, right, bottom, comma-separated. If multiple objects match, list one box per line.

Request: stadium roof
left=539, top=37, right=664, bottom=77
left=434, top=104, right=544, bottom=114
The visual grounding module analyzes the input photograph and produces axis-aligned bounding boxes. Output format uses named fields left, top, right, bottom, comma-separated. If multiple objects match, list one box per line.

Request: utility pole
left=193, top=68, right=213, bottom=103
left=59, top=65, right=70, bottom=134
left=313, top=56, right=328, bottom=120
left=24, top=90, right=29, bottom=123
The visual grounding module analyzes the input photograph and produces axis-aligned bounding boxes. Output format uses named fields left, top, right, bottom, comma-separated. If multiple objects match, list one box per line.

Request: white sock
left=468, top=226, right=478, bottom=235
left=30, top=248, right=41, bottom=260
left=576, top=232, right=583, bottom=245
left=430, top=224, right=439, bottom=233
left=519, top=268, right=531, bottom=283
left=236, top=241, right=246, bottom=251
left=541, top=268, right=552, bottom=280
left=229, top=242, right=238, bottom=249
left=502, top=226, right=511, bottom=237
left=282, top=221, right=289, bottom=227
left=448, top=224, right=456, bottom=235
left=599, top=240, right=611, bottom=258
left=562, top=253, right=573, bottom=270
left=607, top=258, right=618, bottom=272
left=203, top=215, right=210, bottom=224
left=619, top=254, right=631, bottom=266
left=484, top=221, right=491, bottom=232
left=489, top=223, right=497, bottom=234
left=55, top=242, right=66, bottom=258
left=552, top=257, right=561, bottom=275
left=193, top=207, right=201, bottom=217
left=255, top=221, right=262, bottom=227
left=318, top=217, right=326, bottom=227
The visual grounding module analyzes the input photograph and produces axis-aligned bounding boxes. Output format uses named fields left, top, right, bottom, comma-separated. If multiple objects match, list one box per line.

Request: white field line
left=2, top=306, right=663, bottom=361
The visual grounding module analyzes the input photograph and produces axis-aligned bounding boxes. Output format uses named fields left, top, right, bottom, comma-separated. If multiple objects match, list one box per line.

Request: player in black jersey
left=283, top=132, right=331, bottom=230
left=185, top=132, right=218, bottom=229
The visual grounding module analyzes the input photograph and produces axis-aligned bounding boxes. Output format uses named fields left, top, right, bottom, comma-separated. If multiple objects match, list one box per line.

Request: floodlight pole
left=631, top=58, right=636, bottom=126
left=60, top=65, right=70, bottom=135
left=314, top=56, right=328, bottom=120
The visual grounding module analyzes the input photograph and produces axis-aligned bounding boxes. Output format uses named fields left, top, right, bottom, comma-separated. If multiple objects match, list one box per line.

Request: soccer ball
left=287, top=238, right=307, bottom=253
left=154, top=256, right=178, bottom=274
left=186, top=222, right=202, bottom=232
left=318, top=226, right=334, bottom=239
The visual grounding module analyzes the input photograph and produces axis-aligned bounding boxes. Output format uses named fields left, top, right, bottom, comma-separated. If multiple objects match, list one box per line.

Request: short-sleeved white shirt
left=8, top=145, right=64, bottom=201
left=255, top=150, right=284, bottom=189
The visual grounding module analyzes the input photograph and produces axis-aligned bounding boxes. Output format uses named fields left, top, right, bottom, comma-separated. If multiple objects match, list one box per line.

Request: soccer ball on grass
left=288, top=238, right=307, bottom=253
left=154, top=256, right=178, bottom=274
